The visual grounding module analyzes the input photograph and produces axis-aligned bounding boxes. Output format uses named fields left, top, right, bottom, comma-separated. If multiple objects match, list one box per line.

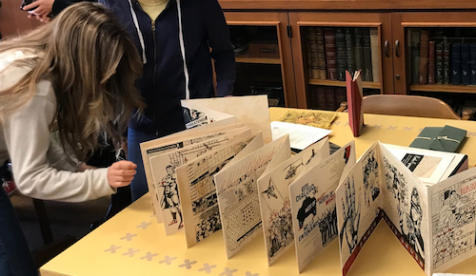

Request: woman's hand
left=107, top=161, right=137, bottom=188
left=23, top=0, right=54, bottom=22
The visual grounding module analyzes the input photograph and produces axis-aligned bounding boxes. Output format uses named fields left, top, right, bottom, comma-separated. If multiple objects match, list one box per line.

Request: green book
left=409, top=127, right=442, bottom=150
left=429, top=125, right=466, bottom=153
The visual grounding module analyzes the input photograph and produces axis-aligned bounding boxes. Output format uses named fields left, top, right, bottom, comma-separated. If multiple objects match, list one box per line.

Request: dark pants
left=0, top=187, right=37, bottom=276
left=127, top=127, right=159, bottom=201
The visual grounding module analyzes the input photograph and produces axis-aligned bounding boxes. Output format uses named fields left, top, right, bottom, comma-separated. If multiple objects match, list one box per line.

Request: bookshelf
left=235, top=56, right=281, bottom=65
left=224, top=9, right=476, bottom=119
left=410, top=84, right=476, bottom=94
left=310, top=79, right=381, bottom=89
left=226, top=12, right=294, bottom=108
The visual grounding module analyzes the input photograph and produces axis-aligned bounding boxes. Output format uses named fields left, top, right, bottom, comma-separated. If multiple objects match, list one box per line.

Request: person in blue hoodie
left=99, top=0, right=235, bottom=201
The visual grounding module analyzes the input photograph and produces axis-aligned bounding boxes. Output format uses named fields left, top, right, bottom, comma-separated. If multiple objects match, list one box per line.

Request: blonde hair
left=0, top=2, right=144, bottom=161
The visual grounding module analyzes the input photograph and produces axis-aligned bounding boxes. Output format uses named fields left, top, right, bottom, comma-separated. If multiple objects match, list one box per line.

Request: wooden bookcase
left=223, top=3, right=476, bottom=116
left=225, top=12, right=296, bottom=108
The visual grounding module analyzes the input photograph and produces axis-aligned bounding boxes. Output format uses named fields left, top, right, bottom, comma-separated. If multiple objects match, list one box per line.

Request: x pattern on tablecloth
left=101, top=217, right=269, bottom=276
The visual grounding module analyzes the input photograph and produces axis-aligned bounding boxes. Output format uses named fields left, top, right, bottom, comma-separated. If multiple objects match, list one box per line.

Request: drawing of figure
left=389, top=167, right=407, bottom=234
left=407, top=187, right=425, bottom=259
left=433, top=229, right=455, bottom=265
left=159, top=165, right=183, bottom=229
left=363, top=152, right=380, bottom=207
left=438, top=189, right=463, bottom=233
left=340, top=177, right=361, bottom=254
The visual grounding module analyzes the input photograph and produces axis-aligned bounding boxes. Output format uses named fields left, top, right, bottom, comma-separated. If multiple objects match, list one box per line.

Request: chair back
left=362, top=95, right=461, bottom=120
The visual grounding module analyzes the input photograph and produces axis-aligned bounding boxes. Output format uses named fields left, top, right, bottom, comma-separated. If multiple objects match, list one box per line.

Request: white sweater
left=0, top=50, right=114, bottom=202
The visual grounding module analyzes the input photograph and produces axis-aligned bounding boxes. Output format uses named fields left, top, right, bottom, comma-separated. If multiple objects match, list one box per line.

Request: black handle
left=384, top=40, right=389, bottom=58
left=395, top=40, right=400, bottom=58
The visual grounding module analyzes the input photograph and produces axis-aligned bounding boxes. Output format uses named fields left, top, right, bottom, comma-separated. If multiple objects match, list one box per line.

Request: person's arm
left=51, top=0, right=96, bottom=16
left=22, top=0, right=95, bottom=22
left=203, top=0, right=235, bottom=97
left=2, top=81, right=114, bottom=203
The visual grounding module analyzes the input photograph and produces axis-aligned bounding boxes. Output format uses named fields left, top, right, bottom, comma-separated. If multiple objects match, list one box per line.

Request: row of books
left=444, top=98, right=476, bottom=119
left=409, top=28, right=476, bottom=85
left=305, top=27, right=380, bottom=83
left=307, top=86, right=347, bottom=111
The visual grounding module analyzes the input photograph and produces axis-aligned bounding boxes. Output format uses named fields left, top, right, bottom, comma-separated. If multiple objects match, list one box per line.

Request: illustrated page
left=384, top=144, right=455, bottom=185
left=182, top=95, right=272, bottom=142
left=181, top=101, right=235, bottom=129
left=428, top=167, right=476, bottom=274
left=258, top=138, right=329, bottom=266
left=176, top=133, right=264, bottom=247
left=214, top=135, right=291, bottom=258
left=290, top=140, right=356, bottom=273
left=380, top=143, right=430, bottom=274
left=336, top=141, right=382, bottom=276
left=296, top=138, right=330, bottom=177
left=140, top=123, right=244, bottom=222
left=149, top=128, right=251, bottom=235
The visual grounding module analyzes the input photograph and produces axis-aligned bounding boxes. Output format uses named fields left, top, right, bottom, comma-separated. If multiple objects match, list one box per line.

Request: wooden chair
left=338, top=95, right=473, bottom=120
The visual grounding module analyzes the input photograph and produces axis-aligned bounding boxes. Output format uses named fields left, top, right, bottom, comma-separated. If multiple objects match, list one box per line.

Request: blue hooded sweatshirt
left=99, top=0, right=235, bottom=136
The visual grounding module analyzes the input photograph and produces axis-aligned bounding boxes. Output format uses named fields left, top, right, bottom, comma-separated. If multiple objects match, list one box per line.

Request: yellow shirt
left=138, top=0, right=170, bottom=21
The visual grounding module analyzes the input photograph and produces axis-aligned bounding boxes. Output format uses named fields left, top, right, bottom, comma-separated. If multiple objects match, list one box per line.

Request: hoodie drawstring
left=128, top=0, right=190, bottom=100
left=176, top=0, right=190, bottom=100
left=128, top=0, right=147, bottom=64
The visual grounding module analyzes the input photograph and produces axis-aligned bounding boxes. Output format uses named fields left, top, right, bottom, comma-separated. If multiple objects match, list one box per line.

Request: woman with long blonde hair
left=0, top=3, right=144, bottom=275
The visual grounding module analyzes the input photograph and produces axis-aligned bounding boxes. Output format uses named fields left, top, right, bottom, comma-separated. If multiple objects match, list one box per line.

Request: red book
left=346, top=70, right=364, bottom=137
left=428, top=41, right=435, bottom=84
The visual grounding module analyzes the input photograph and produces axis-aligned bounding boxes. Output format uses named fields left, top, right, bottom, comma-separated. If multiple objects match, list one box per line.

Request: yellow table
left=41, top=108, right=476, bottom=276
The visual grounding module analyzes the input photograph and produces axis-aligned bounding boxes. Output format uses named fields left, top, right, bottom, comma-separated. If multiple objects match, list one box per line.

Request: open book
left=336, top=141, right=476, bottom=276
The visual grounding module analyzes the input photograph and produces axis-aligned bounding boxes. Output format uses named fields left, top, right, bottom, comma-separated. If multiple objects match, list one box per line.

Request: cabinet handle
left=395, top=40, right=400, bottom=58
left=384, top=40, right=389, bottom=58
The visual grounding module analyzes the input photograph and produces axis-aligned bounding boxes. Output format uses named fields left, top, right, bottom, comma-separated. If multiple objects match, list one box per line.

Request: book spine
left=345, top=28, right=355, bottom=75
left=316, top=27, right=327, bottom=80
left=362, top=28, right=373, bottom=82
left=354, top=28, right=364, bottom=73
left=325, top=87, right=337, bottom=111
left=428, top=41, right=435, bottom=85
left=316, top=87, right=327, bottom=110
left=461, top=43, right=470, bottom=85
left=436, top=41, right=443, bottom=84
left=335, top=87, right=347, bottom=107
left=369, top=28, right=380, bottom=83
left=444, top=40, right=450, bottom=84
left=418, top=29, right=429, bottom=85
left=451, top=43, right=461, bottom=85
left=324, top=28, right=337, bottom=81
left=308, top=86, right=316, bottom=109
left=471, top=44, right=476, bottom=85
left=336, top=28, right=346, bottom=81
left=411, top=29, right=421, bottom=85
left=308, top=27, right=320, bottom=80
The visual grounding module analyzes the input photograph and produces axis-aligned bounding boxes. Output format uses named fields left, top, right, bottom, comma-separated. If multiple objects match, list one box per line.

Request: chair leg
left=32, top=198, right=54, bottom=245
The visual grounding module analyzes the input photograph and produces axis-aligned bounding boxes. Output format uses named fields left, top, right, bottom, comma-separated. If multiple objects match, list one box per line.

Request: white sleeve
left=47, top=132, right=79, bottom=172
left=2, top=81, right=115, bottom=202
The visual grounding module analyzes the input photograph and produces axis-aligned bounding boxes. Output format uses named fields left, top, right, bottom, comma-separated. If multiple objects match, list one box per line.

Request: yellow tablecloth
left=40, top=108, right=476, bottom=276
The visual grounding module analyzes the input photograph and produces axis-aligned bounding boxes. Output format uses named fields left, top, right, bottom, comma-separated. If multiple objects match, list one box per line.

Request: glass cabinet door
left=289, top=12, right=393, bottom=110
left=225, top=12, right=296, bottom=108
left=392, top=12, right=476, bottom=119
